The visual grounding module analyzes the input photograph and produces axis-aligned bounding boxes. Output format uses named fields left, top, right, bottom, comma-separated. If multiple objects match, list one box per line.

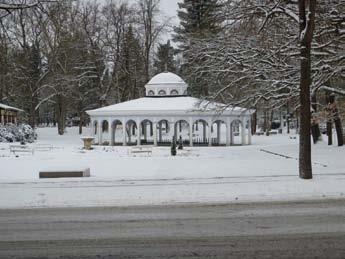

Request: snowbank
left=0, top=127, right=344, bottom=208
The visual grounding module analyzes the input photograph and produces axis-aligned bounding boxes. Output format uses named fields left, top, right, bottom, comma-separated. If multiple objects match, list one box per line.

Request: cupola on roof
left=145, top=72, right=188, bottom=96
left=147, top=72, right=186, bottom=85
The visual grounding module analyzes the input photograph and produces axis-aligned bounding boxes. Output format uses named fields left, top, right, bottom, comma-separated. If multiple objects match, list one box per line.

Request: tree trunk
left=252, top=111, right=257, bottom=135
left=328, top=94, right=343, bottom=146
left=286, top=102, right=290, bottom=134
left=266, top=110, right=273, bottom=136
left=79, top=112, right=83, bottom=135
left=310, top=91, right=321, bottom=143
left=335, top=118, right=343, bottom=146
left=56, top=95, right=66, bottom=136
left=298, top=0, right=315, bottom=179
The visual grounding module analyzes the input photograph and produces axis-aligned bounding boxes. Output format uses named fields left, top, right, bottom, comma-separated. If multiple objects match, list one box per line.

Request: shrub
left=0, top=124, right=37, bottom=143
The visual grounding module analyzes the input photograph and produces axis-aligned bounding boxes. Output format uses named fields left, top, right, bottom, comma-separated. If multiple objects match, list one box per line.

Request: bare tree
left=137, top=0, right=169, bottom=83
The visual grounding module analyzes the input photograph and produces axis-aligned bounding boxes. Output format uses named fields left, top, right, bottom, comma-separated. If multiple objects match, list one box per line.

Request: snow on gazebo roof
left=0, top=103, right=23, bottom=112
left=146, top=72, right=187, bottom=86
left=86, top=96, right=250, bottom=116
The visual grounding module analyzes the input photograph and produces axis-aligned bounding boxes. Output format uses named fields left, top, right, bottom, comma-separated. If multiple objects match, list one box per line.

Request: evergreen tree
left=118, top=25, right=145, bottom=101
left=174, top=0, right=224, bottom=97
left=153, top=40, right=177, bottom=74
left=174, top=0, right=224, bottom=48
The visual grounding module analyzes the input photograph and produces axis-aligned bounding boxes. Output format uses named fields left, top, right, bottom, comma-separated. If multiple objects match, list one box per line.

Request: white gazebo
left=86, top=72, right=254, bottom=146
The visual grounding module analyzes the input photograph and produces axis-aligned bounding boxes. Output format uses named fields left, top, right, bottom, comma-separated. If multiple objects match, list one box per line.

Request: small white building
left=86, top=72, right=253, bottom=146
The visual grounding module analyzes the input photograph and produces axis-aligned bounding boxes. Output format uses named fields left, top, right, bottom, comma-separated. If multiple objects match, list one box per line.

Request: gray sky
left=97, top=0, right=181, bottom=41
left=159, top=0, right=180, bottom=21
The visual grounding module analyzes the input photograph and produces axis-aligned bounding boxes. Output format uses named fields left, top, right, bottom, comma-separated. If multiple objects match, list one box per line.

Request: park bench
left=39, top=167, right=90, bottom=178
left=9, top=145, right=34, bottom=155
left=35, top=144, right=53, bottom=151
left=130, top=146, right=153, bottom=156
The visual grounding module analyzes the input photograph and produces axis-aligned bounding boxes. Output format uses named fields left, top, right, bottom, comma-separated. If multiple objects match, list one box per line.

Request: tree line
left=173, top=0, right=344, bottom=179
left=0, top=0, right=177, bottom=134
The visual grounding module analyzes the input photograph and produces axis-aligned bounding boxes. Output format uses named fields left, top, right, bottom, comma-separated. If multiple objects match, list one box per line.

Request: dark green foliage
left=174, top=0, right=224, bottom=48
left=174, top=0, right=224, bottom=97
left=154, top=40, right=177, bottom=74
left=118, top=25, right=145, bottom=101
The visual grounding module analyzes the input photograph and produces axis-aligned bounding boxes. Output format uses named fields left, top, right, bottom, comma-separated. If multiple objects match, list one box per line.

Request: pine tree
left=174, top=0, right=224, bottom=48
left=174, top=0, right=224, bottom=97
left=153, top=40, right=177, bottom=74
left=118, top=25, right=145, bottom=101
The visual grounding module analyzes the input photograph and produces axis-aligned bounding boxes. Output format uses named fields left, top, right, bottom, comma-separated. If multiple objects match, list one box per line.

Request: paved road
left=0, top=200, right=345, bottom=258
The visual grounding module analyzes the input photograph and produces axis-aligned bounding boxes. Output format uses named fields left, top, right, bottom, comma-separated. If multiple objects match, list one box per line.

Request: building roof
left=86, top=96, right=251, bottom=117
left=0, top=103, right=23, bottom=112
left=146, top=72, right=187, bottom=86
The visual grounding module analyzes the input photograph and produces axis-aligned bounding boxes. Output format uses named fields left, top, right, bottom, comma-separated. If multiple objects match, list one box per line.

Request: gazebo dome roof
left=145, top=72, right=188, bottom=96
left=147, top=72, right=186, bottom=86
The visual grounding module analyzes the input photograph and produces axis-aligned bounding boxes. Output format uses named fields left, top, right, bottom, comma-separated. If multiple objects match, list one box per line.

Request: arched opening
left=170, top=89, right=178, bottom=95
left=192, top=119, right=208, bottom=146
left=157, top=119, right=171, bottom=145
left=102, top=120, right=109, bottom=133
left=231, top=119, right=243, bottom=145
left=158, top=89, right=166, bottom=96
left=141, top=119, right=154, bottom=145
left=212, top=120, right=227, bottom=146
left=93, top=121, right=98, bottom=136
left=125, top=120, right=138, bottom=145
left=111, top=120, right=123, bottom=146
left=174, top=120, right=190, bottom=145
left=99, top=120, right=110, bottom=145
left=148, top=90, right=154, bottom=96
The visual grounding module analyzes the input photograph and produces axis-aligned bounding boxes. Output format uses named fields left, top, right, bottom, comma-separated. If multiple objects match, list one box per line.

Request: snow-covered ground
left=0, top=127, right=344, bottom=208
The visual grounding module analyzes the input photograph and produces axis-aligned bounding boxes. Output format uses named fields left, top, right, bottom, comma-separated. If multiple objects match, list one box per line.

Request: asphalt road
left=0, top=199, right=345, bottom=258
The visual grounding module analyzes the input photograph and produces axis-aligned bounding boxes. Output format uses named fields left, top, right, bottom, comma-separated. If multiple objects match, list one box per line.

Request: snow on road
left=0, top=127, right=344, bottom=208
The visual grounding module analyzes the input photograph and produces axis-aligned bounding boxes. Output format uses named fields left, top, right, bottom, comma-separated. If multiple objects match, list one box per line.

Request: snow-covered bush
left=0, top=124, right=37, bottom=143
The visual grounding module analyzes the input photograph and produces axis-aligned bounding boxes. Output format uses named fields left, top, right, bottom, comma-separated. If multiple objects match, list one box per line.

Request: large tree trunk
left=335, top=118, right=343, bottom=146
left=252, top=110, right=257, bottom=135
left=56, top=95, right=66, bottom=136
left=298, top=0, right=316, bottom=179
left=327, top=120, right=333, bottom=145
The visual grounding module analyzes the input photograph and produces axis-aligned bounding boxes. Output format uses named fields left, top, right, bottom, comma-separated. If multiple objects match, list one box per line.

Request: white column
left=248, top=117, right=252, bottom=145
left=108, top=118, right=113, bottom=146
left=203, top=121, right=206, bottom=142
left=170, top=120, right=176, bottom=142
left=230, top=119, right=234, bottom=145
left=136, top=119, right=141, bottom=146
left=241, top=119, right=246, bottom=145
left=217, top=121, right=221, bottom=144
left=189, top=118, right=193, bottom=147
left=153, top=121, right=157, bottom=146
left=122, top=119, right=127, bottom=146
left=226, top=118, right=230, bottom=146
left=158, top=121, right=162, bottom=142
left=98, top=120, right=102, bottom=145
left=208, top=118, right=212, bottom=146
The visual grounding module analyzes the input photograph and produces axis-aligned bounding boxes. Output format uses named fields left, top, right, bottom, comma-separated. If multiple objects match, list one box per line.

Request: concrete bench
left=39, top=167, right=90, bottom=178
left=130, top=146, right=152, bottom=156
left=10, top=145, right=34, bottom=155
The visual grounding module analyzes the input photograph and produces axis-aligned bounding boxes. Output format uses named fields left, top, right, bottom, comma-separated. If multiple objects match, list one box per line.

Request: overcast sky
left=97, top=0, right=181, bottom=41
left=159, top=0, right=180, bottom=19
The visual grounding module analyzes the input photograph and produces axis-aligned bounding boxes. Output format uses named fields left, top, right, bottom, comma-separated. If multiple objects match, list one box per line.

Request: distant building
left=87, top=72, right=254, bottom=146
left=0, top=103, right=23, bottom=125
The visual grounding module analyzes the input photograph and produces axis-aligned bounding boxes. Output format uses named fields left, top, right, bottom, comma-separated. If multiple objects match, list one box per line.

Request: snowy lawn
left=0, top=127, right=344, bottom=208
